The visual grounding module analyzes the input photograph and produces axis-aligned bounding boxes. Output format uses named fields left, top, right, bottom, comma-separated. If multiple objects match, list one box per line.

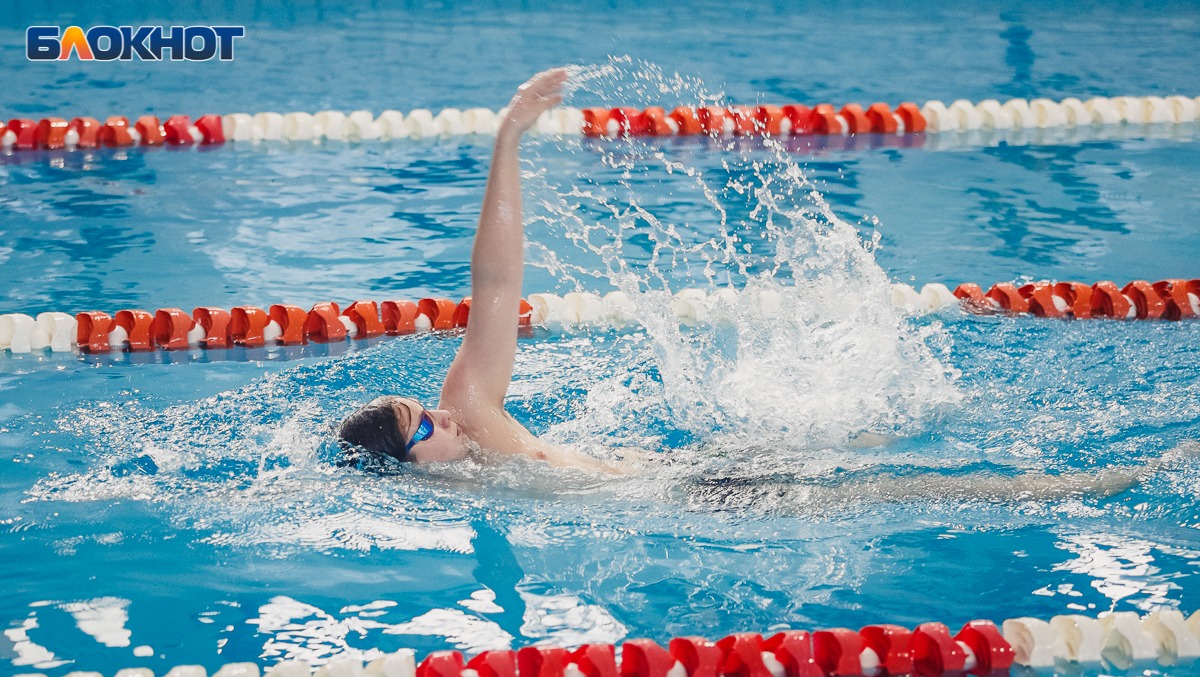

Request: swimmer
left=336, top=69, right=1193, bottom=498
left=338, top=69, right=622, bottom=474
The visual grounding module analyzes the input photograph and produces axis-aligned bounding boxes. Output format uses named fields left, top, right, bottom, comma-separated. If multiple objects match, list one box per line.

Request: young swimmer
left=338, top=69, right=622, bottom=474
left=337, top=69, right=1192, bottom=498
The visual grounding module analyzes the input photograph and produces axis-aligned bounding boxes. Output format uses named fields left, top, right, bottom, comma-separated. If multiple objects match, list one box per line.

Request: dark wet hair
left=336, top=395, right=412, bottom=466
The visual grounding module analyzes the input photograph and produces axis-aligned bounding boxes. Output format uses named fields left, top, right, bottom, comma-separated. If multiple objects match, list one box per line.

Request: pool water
left=3, top=1, right=1200, bottom=676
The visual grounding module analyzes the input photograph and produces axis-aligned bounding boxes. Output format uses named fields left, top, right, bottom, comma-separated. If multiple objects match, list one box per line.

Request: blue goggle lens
left=406, top=411, right=435, bottom=453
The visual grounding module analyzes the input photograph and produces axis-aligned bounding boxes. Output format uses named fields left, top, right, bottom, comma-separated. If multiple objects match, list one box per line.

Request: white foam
left=528, top=60, right=960, bottom=448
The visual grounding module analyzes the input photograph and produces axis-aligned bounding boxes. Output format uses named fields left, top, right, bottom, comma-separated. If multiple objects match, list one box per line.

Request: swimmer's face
left=393, top=397, right=471, bottom=464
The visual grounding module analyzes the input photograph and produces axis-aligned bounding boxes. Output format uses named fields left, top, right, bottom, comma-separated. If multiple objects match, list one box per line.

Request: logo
left=27, top=25, right=245, bottom=61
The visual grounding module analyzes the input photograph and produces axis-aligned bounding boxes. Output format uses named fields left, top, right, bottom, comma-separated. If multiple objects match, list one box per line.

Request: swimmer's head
left=337, top=395, right=471, bottom=466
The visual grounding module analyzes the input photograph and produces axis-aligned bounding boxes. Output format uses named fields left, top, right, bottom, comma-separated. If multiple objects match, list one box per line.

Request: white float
left=919, top=100, right=954, bottom=133
left=1002, top=617, right=1057, bottom=667
left=252, top=112, right=285, bottom=141
left=222, top=113, right=255, bottom=141
left=948, top=99, right=983, bottom=131
left=346, top=110, right=382, bottom=141
left=975, top=99, right=1014, bottom=130
left=315, top=111, right=348, bottom=141
left=404, top=109, right=437, bottom=138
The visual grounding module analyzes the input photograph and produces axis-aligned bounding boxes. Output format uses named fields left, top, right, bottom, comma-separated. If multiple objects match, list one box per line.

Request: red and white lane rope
left=1, top=95, right=1196, bottom=151
left=891, top=278, right=1200, bottom=319
left=2, top=278, right=1199, bottom=355
left=15, top=609, right=1200, bottom=677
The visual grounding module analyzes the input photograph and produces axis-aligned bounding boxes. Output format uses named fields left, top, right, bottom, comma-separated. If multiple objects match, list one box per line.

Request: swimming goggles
left=406, top=410, right=435, bottom=454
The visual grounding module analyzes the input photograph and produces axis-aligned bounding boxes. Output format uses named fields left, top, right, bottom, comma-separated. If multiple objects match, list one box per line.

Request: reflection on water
left=1054, top=533, right=1194, bottom=612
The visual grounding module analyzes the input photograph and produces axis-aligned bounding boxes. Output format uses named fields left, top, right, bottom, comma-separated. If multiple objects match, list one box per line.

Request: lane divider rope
left=1, top=94, right=1196, bottom=151
left=16, top=609, right=1200, bottom=677
left=1, top=278, right=1198, bottom=355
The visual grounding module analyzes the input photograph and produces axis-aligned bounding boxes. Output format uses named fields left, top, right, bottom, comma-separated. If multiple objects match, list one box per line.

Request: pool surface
left=3, top=1, right=1200, bottom=675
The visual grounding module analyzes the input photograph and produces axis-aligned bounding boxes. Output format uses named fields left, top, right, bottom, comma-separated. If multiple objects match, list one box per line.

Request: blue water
left=4, top=1, right=1200, bottom=676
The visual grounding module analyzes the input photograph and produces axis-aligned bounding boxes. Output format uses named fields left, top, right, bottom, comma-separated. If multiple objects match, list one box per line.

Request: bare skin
left=394, top=70, right=622, bottom=474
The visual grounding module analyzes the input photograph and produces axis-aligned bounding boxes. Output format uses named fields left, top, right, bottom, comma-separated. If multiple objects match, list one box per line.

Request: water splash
left=529, top=58, right=961, bottom=447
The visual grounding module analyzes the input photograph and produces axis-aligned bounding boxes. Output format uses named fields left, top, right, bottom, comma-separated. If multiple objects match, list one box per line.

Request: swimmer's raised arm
left=341, top=69, right=621, bottom=473
left=442, top=69, right=565, bottom=412
left=436, top=69, right=620, bottom=472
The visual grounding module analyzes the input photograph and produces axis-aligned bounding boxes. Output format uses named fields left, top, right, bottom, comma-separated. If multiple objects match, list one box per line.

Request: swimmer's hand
left=500, top=68, right=567, bottom=138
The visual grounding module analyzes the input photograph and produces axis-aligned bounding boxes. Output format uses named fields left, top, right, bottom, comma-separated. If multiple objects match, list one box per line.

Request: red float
left=344, top=300, right=385, bottom=338
left=150, top=308, right=193, bottom=350
left=1154, top=279, right=1200, bottom=320
left=641, top=107, right=675, bottom=135
left=195, top=114, right=226, bottom=144
left=985, top=283, right=1029, bottom=313
left=418, top=298, right=457, bottom=330
left=114, top=309, right=154, bottom=351
left=304, top=302, right=346, bottom=342
left=35, top=118, right=69, bottom=149
left=75, top=311, right=114, bottom=353
left=583, top=108, right=612, bottom=137
left=382, top=300, right=419, bottom=334
left=813, top=628, right=865, bottom=676
left=519, top=647, right=569, bottom=677
left=895, top=102, right=927, bottom=133
left=754, top=105, right=785, bottom=135
left=192, top=307, right=232, bottom=348
left=865, top=103, right=898, bottom=134
left=810, top=104, right=844, bottom=135
left=781, top=105, right=814, bottom=134
left=762, top=630, right=822, bottom=677
left=669, top=638, right=722, bottom=677
left=99, top=116, right=134, bottom=146
left=838, top=104, right=871, bottom=134
left=728, top=106, right=758, bottom=135
left=518, top=298, right=534, bottom=326
left=135, top=115, right=164, bottom=145
left=1052, top=281, right=1093, bottom=318
left=68, top=117, right=102, bottom=148
left=954, top=620, right=1014, bottom=676
left=859, top=624, right=914, bottom=677
left=163, top=115, right=195, bottom=144
left=669, top=107, right=703, bottom=136
left=452, top=297, right=472, bottom=327
left=467, top=650, right=517, bottom=677
left=608, top=107, right=646, bottom=136
left=620, top=640, right=675, bottom=677
left=952, top=282, right=986, bottom=303
left=911, top=622, right=966, bottom=676
left=268, top=304, right=308, bottom=345
left=698, top=106, right=730, bottom=136
left=6, top=119, right=38, bottom=149
left=1018, top=282, right=1063, bottom=318
left=1121, top=280, right=1166, bottom=320
left=1089, top=281, right=1133, bottom=319
left=569, top=645, right=618, bottom=677
left=417, top=651, right=465, bottom=677
left=230, top=306, right=269, bottom=346
left=716, top=633, right=771, bottom=677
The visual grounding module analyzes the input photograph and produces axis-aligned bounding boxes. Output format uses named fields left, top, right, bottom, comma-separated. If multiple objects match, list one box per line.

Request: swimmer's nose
left=430, top=409, right=453, bottom=428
